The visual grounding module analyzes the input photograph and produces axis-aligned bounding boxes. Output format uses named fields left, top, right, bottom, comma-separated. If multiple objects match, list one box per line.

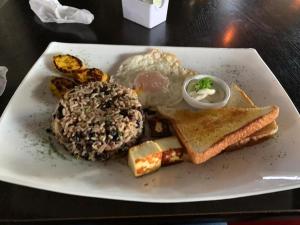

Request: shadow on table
left=34, top=17, right=98, bottom=42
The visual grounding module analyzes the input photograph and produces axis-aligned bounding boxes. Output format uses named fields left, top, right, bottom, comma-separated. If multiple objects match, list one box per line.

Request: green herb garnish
left=194, top=77, right=213, bottom=91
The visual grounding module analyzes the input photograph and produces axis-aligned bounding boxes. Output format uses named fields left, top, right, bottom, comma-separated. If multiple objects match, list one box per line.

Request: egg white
left=112, top=49, right=196, bottom=109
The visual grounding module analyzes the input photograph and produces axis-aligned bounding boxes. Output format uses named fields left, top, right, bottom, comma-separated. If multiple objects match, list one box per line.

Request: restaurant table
left=0, top=0, right=300, bottom=224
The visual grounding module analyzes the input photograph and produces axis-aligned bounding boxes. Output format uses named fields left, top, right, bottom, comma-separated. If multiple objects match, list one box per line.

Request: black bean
left=118, top=145, right=129, bottom=155
left=87, top=131, right=96, bottom=139
left=120, top=109, right=128, bottom=117
left=100, top=85, right=110, bottom=95
left=86, top=140, right=94, bottom=150
left=104, top=120, right=112, bottom=129
left=45, top=128, right=52, bottom=133
left=128, top=113, right=134, bottom=120
left=74, top=132, right=84, bottom=142
left=112, top=95, right=119, bottom=103
left=110, top=83, right=117, bottom=89
left=112, top=130, right=121, bottom=141
left=96, top=151, right=111, bottom=161
left=105, top=128, right=111, bottom=137
left=101, top=100, right=112, bottom=110
left=110, top=129, right=117, bottom=137
left=56, top=104, right=64, bottom=119
left=81, top=152, right=89, bottom=160
left=75, top=143, right=83, bottom=151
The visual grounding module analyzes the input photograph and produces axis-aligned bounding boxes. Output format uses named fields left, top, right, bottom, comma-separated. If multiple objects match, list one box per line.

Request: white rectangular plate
left=0, top=42, right=299, bottom=203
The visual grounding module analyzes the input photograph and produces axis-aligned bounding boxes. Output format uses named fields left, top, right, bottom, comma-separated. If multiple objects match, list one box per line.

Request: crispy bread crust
left=172, top=106, right=279, bottom=164
left=226, top=133, right=275, bottom=151
left=227, top=122, right=278, bottom=151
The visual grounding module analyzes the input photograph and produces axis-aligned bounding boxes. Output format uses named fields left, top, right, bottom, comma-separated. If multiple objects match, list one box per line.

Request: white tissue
left=29, top=0, right=94, bottom=24
left=0, top=67, right=8, bottom=96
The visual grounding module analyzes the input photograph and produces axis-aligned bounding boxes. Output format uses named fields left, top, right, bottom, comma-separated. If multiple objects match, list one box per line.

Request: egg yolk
left=133, top=71, right=169, bottom=93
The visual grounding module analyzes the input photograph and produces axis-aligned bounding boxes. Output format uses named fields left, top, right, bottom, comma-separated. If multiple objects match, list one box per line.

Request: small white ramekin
left=182, top=74, right=231, bottom=109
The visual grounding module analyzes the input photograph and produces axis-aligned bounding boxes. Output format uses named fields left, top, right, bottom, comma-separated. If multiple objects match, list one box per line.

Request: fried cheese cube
left=155, top=136, right=184, bottom=166
left=128, top=141, right=162, bottom=177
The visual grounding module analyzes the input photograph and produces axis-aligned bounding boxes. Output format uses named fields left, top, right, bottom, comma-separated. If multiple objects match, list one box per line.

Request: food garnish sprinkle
left=188, top=77, right=216, bottom=101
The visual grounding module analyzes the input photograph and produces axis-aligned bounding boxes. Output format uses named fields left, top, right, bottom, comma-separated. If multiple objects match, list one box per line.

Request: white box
left=122, top=0, right=169, bottom=29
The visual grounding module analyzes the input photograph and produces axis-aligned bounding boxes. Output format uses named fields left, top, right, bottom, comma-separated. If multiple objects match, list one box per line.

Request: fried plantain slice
left=74, top=68, right=110, bottom=83
left=49, top=77, right=77, bottom=98
left=53, top=54, right=84, bottom=73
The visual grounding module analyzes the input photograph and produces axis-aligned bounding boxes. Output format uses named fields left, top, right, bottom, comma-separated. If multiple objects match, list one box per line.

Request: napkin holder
left=122, top=0, right=169, bottom=28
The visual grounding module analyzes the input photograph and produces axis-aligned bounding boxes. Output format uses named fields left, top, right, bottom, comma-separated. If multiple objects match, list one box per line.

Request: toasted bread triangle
left=168, top=106, right=279, bottom=164
left=226, top=84, right=278, bottom=150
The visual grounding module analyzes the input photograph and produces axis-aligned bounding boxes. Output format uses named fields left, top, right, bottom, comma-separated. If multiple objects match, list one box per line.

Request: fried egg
left=112, top=49, right=197, bottom=109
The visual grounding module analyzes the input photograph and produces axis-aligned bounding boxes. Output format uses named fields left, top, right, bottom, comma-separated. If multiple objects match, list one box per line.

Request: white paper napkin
left=29, top=0, right=94, bottom=24
left=0, top=66, right=8, bottom=96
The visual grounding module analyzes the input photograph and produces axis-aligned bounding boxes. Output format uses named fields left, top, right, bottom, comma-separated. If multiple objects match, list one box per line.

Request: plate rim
left=0, top=41, right=299, bottom=203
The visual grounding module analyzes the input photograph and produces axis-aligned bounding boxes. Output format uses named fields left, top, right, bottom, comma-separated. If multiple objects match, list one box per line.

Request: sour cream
left=182, top=75, right=230, bottom=109
left=188, top=88, right=216, bottom=101
left=186, top=79, right=225, bottom=103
